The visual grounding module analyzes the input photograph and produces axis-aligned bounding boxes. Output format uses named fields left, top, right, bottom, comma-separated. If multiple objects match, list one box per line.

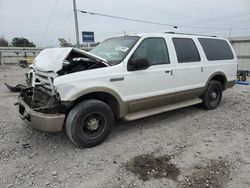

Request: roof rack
left=164, top=31, right=216, bottom=38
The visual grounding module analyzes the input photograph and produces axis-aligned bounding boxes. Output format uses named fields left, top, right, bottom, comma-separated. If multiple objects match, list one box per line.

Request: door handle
left=165, top=70, right=173, bottom=76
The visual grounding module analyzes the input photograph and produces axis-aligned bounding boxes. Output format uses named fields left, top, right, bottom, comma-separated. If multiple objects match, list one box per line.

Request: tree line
left=0, top=37, right=36, bottom=47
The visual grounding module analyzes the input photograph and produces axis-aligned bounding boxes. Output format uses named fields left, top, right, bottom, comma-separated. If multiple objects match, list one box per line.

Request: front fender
left=55, top=81, right=128, bottom=117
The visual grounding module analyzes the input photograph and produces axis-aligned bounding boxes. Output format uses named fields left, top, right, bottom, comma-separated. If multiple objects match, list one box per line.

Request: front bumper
left=18, top=97, right=65, bottom=133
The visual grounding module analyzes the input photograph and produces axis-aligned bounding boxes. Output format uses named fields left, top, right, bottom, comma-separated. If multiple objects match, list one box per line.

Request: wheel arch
left=70, top=88, right=127, bottom=118
left=206, top=72, right=228, bottom=90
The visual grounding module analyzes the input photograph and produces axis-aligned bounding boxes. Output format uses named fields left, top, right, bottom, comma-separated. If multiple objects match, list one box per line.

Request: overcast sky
left=0, top=0, right=250, bottom=47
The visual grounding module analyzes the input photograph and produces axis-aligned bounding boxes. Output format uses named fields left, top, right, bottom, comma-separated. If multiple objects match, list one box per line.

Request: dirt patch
left=125, top=154, right=180, bottom=181
left=181, top=160, right=231, bottom=188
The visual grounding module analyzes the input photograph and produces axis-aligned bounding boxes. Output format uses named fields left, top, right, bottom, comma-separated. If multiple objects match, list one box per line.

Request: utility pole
left=229, top=28, right=232, bottom=40
left=73, top=0, right=80, bottom=48
left=0, top=51, right=2, bottom=65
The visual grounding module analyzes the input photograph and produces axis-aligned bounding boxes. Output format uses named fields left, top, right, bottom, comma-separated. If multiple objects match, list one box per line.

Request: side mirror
left=128, top=58, right=150, bottom=71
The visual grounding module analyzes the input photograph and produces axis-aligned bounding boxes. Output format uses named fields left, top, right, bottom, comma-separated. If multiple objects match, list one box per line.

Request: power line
left=120, top=0, right=202, bottom=19
left=186, top=11, right=250, bottom=27
left=40, top=0, right=58, bottom=46
left=79, top=10, right=177, bottom=28
left=51, top=11, right=73, bottom=46
left=119, top=0, right=250, bottom=32
left=120, top=0, right=250, bottom=30
left=78, top=10, right=248, bottom=30
left=163, top=0, right=243, bottom=14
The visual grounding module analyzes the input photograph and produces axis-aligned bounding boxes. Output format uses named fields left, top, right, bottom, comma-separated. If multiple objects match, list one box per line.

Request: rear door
left=172, top=37, right=204, bottom=92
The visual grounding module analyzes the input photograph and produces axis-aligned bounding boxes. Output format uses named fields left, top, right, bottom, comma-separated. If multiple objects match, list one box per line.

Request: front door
left=120, top=37, right=175, bottom=113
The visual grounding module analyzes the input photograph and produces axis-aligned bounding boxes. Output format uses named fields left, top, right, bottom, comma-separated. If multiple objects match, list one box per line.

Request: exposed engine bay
left=33, top=47, right=109, bottom=74
left=16, top=48, right=109, bottom=113
left=58, top=57, right=107, bottom=75
left=57, top=48, right=108, bottom=75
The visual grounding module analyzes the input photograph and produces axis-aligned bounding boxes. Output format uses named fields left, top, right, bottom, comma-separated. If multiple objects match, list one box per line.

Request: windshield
left=90, top=36, right=139, bottom=65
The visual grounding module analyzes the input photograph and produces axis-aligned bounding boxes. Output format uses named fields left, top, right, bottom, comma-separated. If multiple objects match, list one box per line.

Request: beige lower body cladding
left=18, top=97, right=65, bottom=132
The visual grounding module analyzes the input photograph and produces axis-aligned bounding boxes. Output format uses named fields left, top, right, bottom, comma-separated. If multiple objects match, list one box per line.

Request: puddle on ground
left=181, top=160, right=231, bottom=188
left=125, top=154, right=180, bottom=181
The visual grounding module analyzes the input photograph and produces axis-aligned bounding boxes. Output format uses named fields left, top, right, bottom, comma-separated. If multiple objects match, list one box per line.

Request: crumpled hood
left=33, top=47, right=108, bottom=72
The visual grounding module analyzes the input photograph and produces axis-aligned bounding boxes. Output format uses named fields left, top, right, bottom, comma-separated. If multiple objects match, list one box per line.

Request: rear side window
left=172, top=38, right=200, bottom=63
left=198, top=38, right=234, bottom=60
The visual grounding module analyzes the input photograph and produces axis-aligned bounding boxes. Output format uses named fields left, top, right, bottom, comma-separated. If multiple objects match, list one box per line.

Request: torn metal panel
left=4, top=83, right=26, bottom=92
left=19, top=87, right=73, bottom=114
left=33, top=47, right=109, bottom=73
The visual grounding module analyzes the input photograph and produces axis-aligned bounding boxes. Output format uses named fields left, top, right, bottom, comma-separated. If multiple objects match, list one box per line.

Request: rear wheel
left=201, top=80, right=222, bottom=110
left=66, top=99, right=114, bottom=147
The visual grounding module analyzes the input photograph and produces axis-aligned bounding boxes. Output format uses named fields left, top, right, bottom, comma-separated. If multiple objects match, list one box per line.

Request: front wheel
left=201, top=80, right=223, bottom=110
left=66, top=100, right=114, bottom=147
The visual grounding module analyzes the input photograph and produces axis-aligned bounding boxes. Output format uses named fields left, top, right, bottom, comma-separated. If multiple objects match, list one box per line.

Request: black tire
left=241, top=76, right=247, bottom=81
left=201, top=80, right=222, bottom=110
left=66, top=99, right=114, bottom=147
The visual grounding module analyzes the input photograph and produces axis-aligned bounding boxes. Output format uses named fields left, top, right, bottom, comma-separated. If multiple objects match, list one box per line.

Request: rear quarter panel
left=196, top=37, right=238, bottom=86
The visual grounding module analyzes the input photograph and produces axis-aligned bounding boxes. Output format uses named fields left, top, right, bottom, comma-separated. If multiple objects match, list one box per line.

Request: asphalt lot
left=0, top=65, right=250, bottom=188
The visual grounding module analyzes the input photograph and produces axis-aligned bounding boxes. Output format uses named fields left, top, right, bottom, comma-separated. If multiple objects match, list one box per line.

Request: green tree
left=0, top=37, right=9, bottom=47
left=11, top=37, right=36, bottom=47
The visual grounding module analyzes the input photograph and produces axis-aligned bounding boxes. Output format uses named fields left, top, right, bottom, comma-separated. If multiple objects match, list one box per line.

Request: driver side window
left=130, top=38, right=170, bottom=66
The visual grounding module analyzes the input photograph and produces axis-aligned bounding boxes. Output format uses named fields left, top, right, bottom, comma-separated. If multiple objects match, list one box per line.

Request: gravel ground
left=0, top=65, right=250, bottom=188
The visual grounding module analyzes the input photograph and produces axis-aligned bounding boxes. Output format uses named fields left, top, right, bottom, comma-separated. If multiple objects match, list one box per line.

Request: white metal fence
left=0, top=47, right=93, bottom=65
left=0, top=47, right=43, bottom=65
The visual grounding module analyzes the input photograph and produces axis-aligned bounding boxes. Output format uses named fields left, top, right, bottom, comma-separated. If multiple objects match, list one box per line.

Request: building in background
left=230, top=37, right=250, bottom=71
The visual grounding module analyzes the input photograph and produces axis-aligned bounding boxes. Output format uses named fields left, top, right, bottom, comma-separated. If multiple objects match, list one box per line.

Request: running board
left=124, top=98, right=202, bottom=121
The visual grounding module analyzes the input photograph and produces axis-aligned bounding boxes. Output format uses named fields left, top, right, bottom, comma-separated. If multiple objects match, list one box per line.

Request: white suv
left=18, top=32, right=237, bottom=147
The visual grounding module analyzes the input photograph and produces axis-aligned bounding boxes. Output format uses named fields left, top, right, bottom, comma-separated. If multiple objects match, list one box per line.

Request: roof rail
left=164, top=31, right=216, bottom=38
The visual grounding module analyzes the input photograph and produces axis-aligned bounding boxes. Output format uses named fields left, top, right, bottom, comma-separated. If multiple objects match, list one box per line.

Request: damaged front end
left=18, top=88, right=66, bottom=133
left=17, top=68, right=68, bottom=132
left=19, top=86, right=71, bottom=114
left=18, top=47, right=108, bottom=132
